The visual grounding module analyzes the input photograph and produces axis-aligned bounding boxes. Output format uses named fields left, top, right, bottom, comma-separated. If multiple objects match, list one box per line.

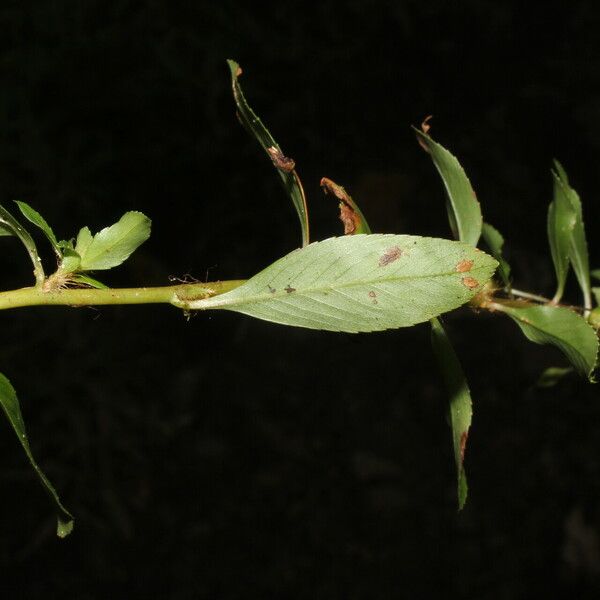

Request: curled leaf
left=320, top=177, right=371, bottom=235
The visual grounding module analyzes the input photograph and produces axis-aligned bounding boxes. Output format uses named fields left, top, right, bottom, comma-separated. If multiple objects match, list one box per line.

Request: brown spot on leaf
left=267, top=146, right=296, bottom=173
left=460, top=431, right=468, bottom=462
left=456, top=259, right=474, bottom=273
left=461, top=276, right=479, bottom=289
left=235, top=65, right=243, bottom=77
left=284, top=285, right=296, bottom=294
left=268, top=285, right=276, bottom=294
left=421, top=114, right=433, bottom=133
left=368, top=290, right=378, bottom=305
left=379, top=246, right=402, bottom=267
left=320, top=177, right=364, bottom=235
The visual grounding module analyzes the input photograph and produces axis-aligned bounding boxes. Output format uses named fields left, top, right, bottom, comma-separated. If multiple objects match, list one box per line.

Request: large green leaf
left=227, top=59, right=309, bottom=247
left=414, top=129, right=482, bottom=246
left=481, top=222, right=511, bottom=287
left=550, top=162, right=592, bottom=308
left=75, top=211, right=151, bottom=271
left=182, top=234, right=497, bottom=332
left=497, top=303, right=598, bottom=381
left=430, top=317, right=472, bottom=510
left=0, top=373, right=73, bottom=537
left=14, top=200, right=61, bottom=258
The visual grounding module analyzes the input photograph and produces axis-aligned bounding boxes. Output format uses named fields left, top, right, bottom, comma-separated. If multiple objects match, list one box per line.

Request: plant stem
left=0, top=280, right=246, bottom=311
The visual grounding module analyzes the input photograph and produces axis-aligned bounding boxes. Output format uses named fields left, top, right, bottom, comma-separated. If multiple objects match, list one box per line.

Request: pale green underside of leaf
left=430, top=317, right=471, bottom=510
left=14, top=200, right=60, bottom=255
left=227, top=59, right=309, bottom=247
left=414, top=129, right=482, bottom=247
left=188, top=234, right=497, bottom=332
left=76, top=211, right=151, bottom=271
left=481, top=222, right=511, bottom=287
left=0, top=373, right=73, bottom=537
left=499, top=304, right=598, bottom=381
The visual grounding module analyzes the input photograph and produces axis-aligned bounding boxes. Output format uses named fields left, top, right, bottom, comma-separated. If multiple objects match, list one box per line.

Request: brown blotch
left=421, top=114, right=433, bottom=134
left=267, top=146, right=295, bottom=173
left=461, top=276, right=479, bottom=289
left=368, top=290, right=378, bottom=305
left=320, top=177, right=363, bottom=235
left=379, top=246, right=402, bottom=267
left=460, top=431, right=468, bottom=463
left=456, top=259, right=474, bottom=273
left=284, top=285, right=296, bottom=294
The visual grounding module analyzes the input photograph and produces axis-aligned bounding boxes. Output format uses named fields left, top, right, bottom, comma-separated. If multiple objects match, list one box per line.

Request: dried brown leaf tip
left=235, top=65, right=243, bottom=77
left=461, top=276, right=479, bottom=289
left=421, top=114, right=433, bottom=134
left=455, top=259, right=474, bottom=273
left=379, top=246, right=402, bottom=267
left=267, top=146, right=296, bottom=173
left=320, top=177, right=363, bottom=235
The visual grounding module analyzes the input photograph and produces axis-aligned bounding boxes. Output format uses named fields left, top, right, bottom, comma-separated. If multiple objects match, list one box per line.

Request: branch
left=0, top=280, right=246, bottom=311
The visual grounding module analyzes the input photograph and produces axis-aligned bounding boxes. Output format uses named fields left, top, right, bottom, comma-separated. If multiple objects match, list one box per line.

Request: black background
left=1, top=1, right=600, bottom=598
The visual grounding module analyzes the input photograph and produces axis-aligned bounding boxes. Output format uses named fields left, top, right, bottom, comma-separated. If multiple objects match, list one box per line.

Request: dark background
left=1, top=1, right=600, bottom=598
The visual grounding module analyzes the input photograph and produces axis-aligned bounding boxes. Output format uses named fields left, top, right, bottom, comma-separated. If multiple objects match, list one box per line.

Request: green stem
left=0, top=280, right=246, bottom=311
left=510, top=288, right=551, bottom=304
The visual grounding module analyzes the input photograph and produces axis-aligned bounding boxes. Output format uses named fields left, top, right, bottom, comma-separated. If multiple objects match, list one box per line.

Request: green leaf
left=593, top=288, right=600, bottom=306
left=227, top=59, right=309, bottom=247
left=430, top=317, right=472, bottom=510
left=497, top=303, right=598, bottom=381
left=183, top=234, right=497, bottom=332
left=592, top=269, right=600, bottom=282
left=536, top=366, right=574, bottom=388
left=550, top=162, right=592, bottom=308
left=481, top=222, right=511, bottom=287
left=0, top=204, right=45, bottom=285
left=76, top=212, right=151, bottom=271
left=58, top=249, right=81, bottom=273
left=14, top=201, right=61, bottom=257
left=72, top=274, right=108, bottom=289
left=414, top=128, right=482, bottom=246
left=0, top=373, right=73, bottom=537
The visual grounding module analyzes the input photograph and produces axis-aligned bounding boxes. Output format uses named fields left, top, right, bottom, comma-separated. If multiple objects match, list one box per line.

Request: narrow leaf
left=551, top=163, right=592, bottom=309
left=497, top=303, right=598, bottom=381
left=0, top=204, right=45, bottom=285
left=76, top=212, right=151, bottom=271
left=414, top=128, right=482, bottom=246
left=227, top=59, right=309, bottom=247
left=14, top=201, right=61, bottom=257
left=481, top=222, right=511, bottom=287
left=592, top=269, right=600, bottom=282
left=430, top=317, right=472, bottom=510
left=183, top=234, right=497, bottom=332
left=0, top=373, right=73, bottom=537
left=72, top=274, right=108, bottom=289
left=320, top=177, right=371, bottom=235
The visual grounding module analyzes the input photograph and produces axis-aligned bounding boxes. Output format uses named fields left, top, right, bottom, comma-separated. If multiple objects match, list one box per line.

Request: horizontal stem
left=0, top=280, right=246, bottom=311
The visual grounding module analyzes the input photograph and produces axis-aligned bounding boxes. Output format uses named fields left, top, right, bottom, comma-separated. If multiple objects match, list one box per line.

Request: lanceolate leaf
left=0, top=373, right=73, bottom=537
left=227, top=59, right=309, bottom=247
left=481, top=222, right=511, bottom=287
left=414, top=128, right=482, bottom=246
left=76, top=211, right=151, bottom=271
left=183, top=234, right=497, bottom=332
left=430, top=317, right=472, bottom=510
left=550, top=162, right=592, bottom=309
left=497, top=303, right=598, bottom=381
left=14, top=201, right=61, bottom=258
left=0, top=204, right=45, bottom=285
